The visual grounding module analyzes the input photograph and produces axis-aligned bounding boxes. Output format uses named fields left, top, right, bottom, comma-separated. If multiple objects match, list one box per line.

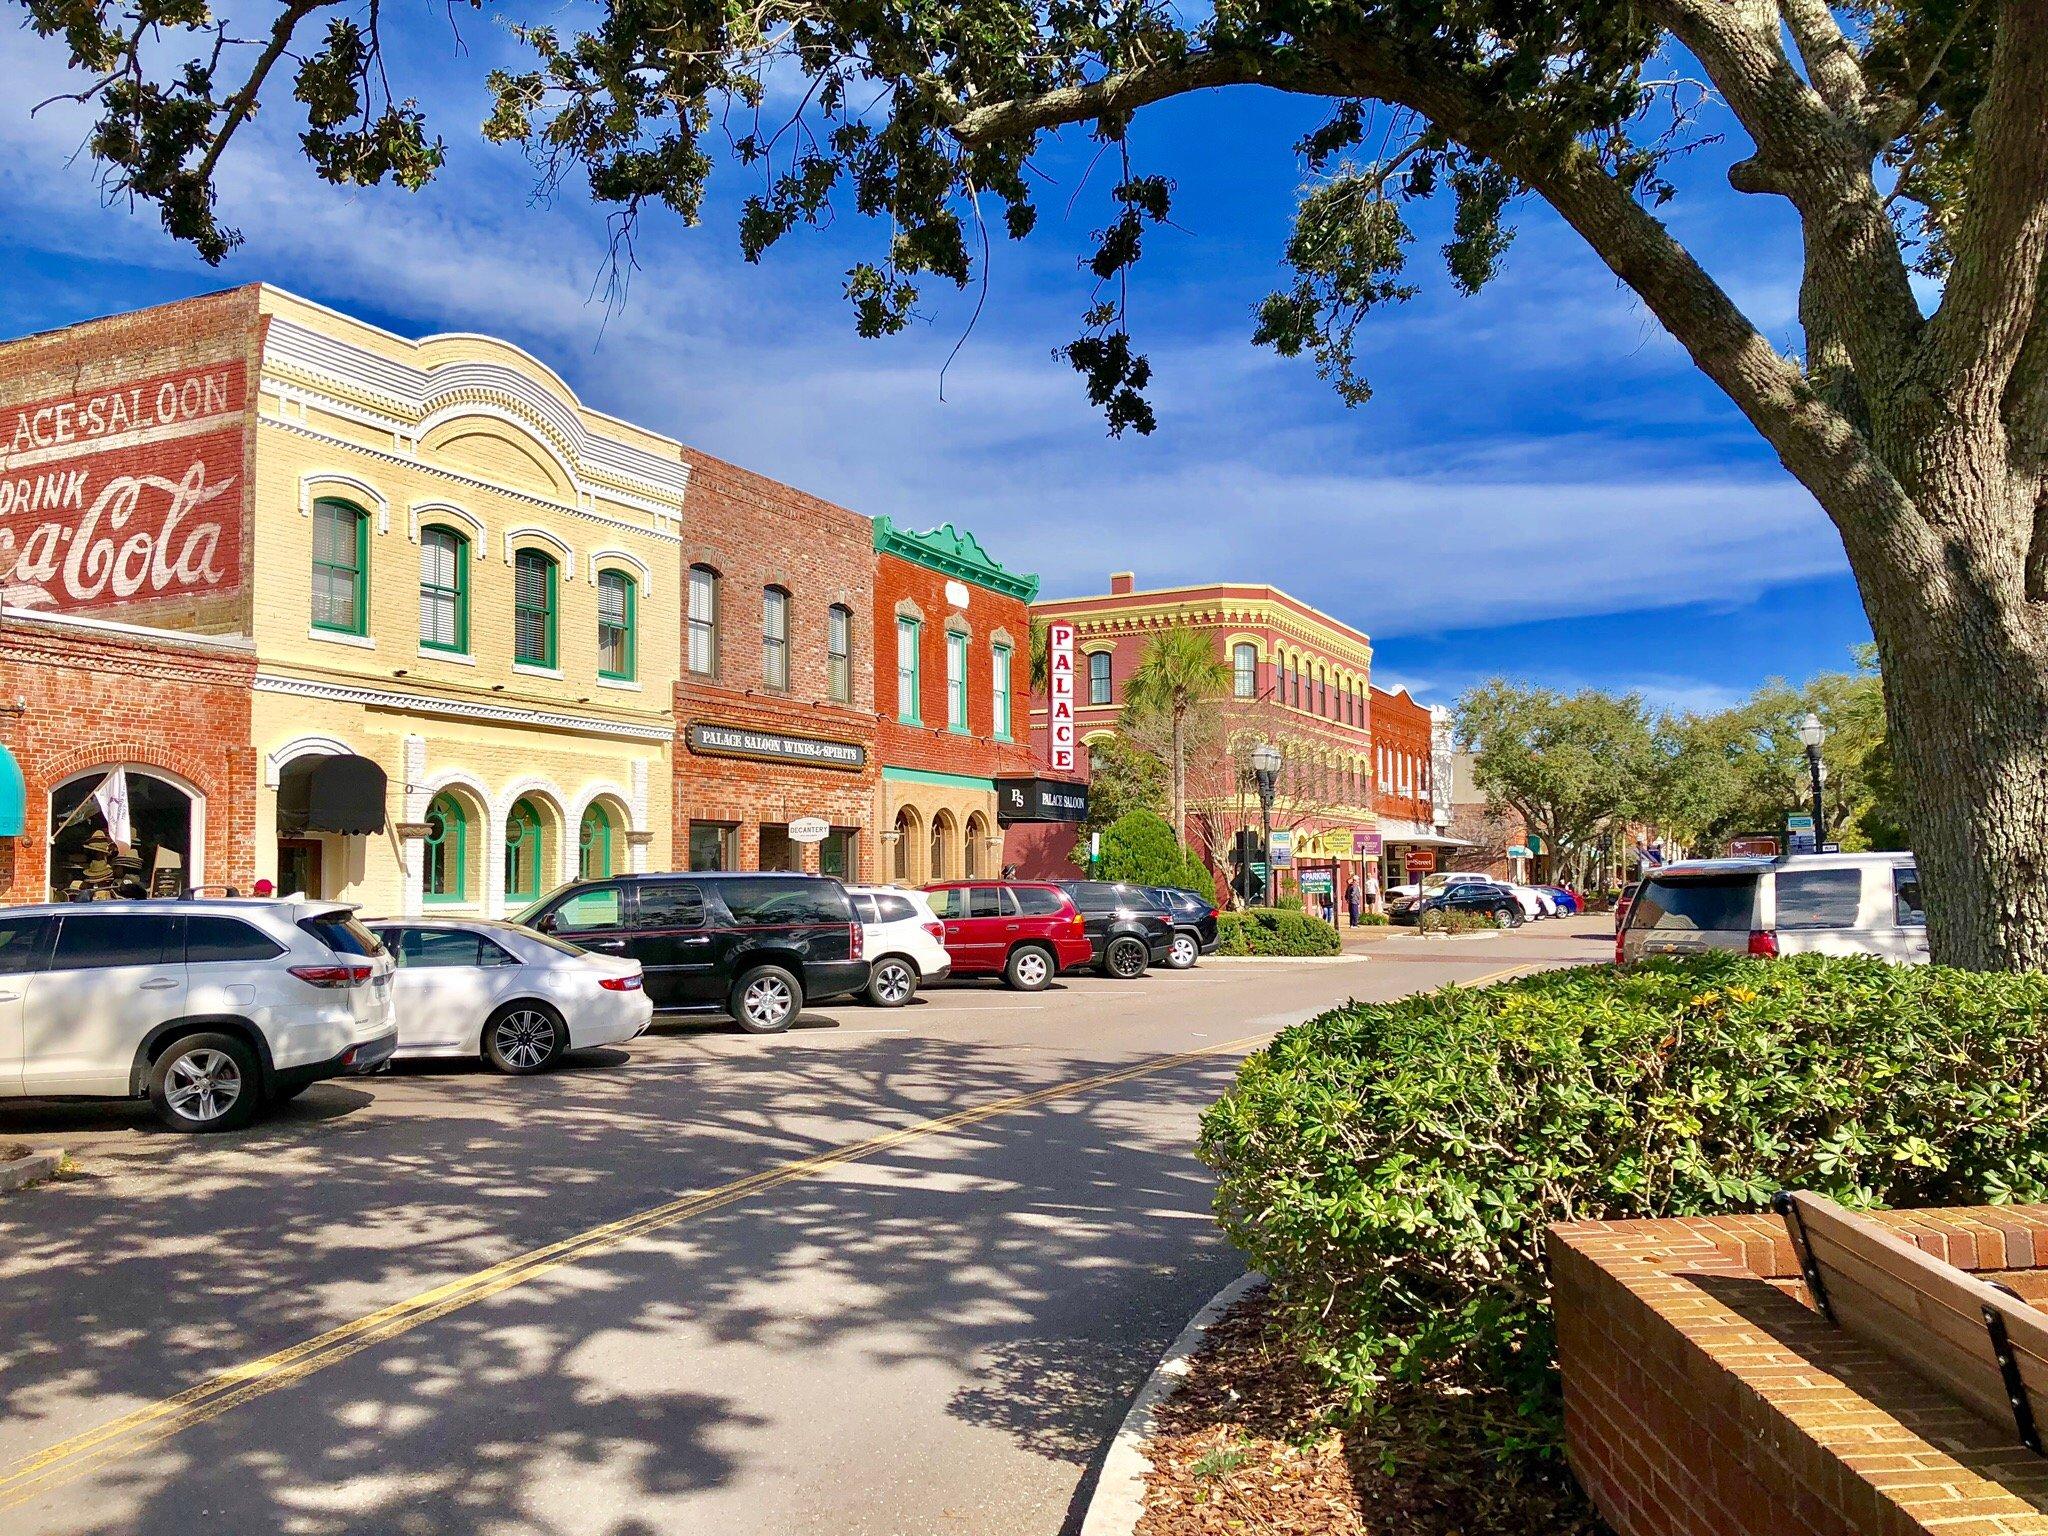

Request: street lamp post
left=1798, top=712, right=1826, bottom=844
left=1251, top=742, right=1281, bottom=908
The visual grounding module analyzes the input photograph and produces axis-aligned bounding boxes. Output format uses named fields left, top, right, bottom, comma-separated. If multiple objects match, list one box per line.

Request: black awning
left=995, top=777, right=1089, bottom=825
left=279, top=754, right=388, bottom=836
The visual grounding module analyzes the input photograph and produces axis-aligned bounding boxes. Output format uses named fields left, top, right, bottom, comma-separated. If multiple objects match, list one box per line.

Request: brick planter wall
left=1548, top=1209, right=2048, bottom=1536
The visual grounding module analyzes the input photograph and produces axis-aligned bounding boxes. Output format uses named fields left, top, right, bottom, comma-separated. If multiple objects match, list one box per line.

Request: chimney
left=1109, top=571, right=1135, bottom=595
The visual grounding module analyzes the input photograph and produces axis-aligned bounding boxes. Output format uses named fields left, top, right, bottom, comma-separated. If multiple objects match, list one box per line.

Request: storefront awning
left=1378, top=829, right=1473, bottom=848
left=995, top=777, right=1088, bottom=825
left=279, top=753, right=388, bottom=836
left=0, top=746, right=23, bottom=837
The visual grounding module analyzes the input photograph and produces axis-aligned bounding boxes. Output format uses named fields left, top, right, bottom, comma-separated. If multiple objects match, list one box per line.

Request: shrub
left=1417, top=909, right=1501, bottom=935
left=1198, top=955, right=2048, bottom=1442
left=1215, top=908, right=1343, bottom=957
left=1357, top=911, right=1389, bottom=926
left=1089, top=809, right=1219, bottom=901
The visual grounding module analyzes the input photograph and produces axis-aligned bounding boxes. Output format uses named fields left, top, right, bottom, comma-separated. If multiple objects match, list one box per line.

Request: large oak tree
left=22, top=0, right=2048, bottom=967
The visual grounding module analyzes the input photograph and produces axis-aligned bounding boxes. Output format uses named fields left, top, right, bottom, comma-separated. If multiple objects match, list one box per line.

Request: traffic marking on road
left=0, top=1029, right=1274, bottom=1508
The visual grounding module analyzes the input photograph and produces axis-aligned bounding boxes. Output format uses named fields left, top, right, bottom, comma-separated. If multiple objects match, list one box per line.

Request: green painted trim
left=598, top=569, right=636, bottom=681
left=872, top=515, right=1040, bottom=601
left=896, top=615, right=922, bottom=724
left=883, top=766, right=996, bottom=791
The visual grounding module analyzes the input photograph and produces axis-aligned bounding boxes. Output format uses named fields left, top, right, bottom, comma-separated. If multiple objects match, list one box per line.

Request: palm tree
left=1122, top=628, right=1234, bottom=848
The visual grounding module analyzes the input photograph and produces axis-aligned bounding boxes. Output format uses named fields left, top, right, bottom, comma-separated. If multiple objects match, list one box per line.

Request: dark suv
left=519, top=873, right=865, bottom=1033
left=1143, top=886, right=1220, bottom=969
left=1057, top=881, right=1177, bottom=978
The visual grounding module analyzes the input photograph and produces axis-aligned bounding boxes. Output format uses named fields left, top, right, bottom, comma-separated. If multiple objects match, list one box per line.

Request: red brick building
left=872, top=518, right=1039, bottom=883
left=672, top=451, right=878, bottom=880
left=1370, top=685, right=1453, bottom=888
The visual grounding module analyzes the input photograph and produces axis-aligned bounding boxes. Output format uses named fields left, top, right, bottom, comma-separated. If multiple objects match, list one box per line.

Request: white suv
left=0, top=899, right=398, bottom=1131
left=847, top=886, right=951, bottom=1006
left=1617, top=852, right=1926, bottom=966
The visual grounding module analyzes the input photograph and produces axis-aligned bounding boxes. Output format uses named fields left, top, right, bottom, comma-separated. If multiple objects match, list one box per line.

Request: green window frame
left=896, top=617, right=922, bottom=724
left=419, top=526, right=469, bottom=653
left=423, top=792, right=467, bottom=903
left=992, top=643, right=1013, bottom=740
left=946, top=630, right=969, bottom=733
left=578, top=803, right=615, bottom=879
left=311, top=498, right=369, bottom=636
left=505, top=797, right=544, bottom=902
left=597, top=570, right=636, bottom=680
left=828, top=604, right=852, bottom=703
left=513, top=549, right=558, bottom=668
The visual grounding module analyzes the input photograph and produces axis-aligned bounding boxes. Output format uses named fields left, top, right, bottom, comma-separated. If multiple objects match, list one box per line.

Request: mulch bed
left=1137, top=1287, right=1609, bottom=1536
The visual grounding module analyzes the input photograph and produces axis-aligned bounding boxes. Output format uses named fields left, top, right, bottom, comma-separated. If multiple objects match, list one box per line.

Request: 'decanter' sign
left=1047, top=620, right=1076, bottom=772
left=0, top=360, right=246, bottom=630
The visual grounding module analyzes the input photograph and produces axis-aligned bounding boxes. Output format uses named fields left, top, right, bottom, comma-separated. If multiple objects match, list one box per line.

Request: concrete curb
left=1079, top=1271, right=1265, bottom=1536
left=0, top=1150, right=66, bottom=1194
left=1201, top=954, right=1370, bottom=965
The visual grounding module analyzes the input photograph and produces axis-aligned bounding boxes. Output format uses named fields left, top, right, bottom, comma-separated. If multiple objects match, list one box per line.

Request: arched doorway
left=929, top=811, right=956, bottom=883
left=579, top=801, right=620, bottom=880
left=49, top=767, right=202, bottom=898
left=892, top=806, right=922, bottom=885
left=505, top=797, right=548, bottom=905
left=423, top=789, right=483, bottom=905
left=964, top=812, right=989, bottom=879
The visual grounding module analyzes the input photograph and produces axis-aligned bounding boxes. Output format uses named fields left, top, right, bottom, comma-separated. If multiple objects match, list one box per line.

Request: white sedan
left=366, top=918, right=651, bottom=1073
left=848, top=885, right=952, bottom=1006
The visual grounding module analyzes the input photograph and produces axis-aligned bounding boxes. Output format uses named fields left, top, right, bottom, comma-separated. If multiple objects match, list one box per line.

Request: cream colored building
left=248, top=287, right=684, bottom=915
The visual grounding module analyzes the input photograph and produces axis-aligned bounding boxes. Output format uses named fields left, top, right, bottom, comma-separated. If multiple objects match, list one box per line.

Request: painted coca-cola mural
left=0, top=359, right=248, bottom=635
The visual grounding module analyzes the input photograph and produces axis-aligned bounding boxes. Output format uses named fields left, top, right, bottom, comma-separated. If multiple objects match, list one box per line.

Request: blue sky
left=0, top=12, right=1870, bottom=715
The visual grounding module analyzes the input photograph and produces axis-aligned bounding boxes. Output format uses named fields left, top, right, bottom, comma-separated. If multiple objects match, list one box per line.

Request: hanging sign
left=787, top=816, right=831, bottom=844
left=1047, top=621, right=1076, bottom=772
left=1270, top=829, right=1294, bottom=867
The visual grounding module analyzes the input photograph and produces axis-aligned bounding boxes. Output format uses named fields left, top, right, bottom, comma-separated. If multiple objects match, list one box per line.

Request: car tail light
left=1614, top=930, right=1626, bottom=967
left=1070, top=910, right=1086, bottom=930
left=850, top=922, right=864, bottom=960
left=599, top=975, right=643, bottom=991
left=290, top=963, right=372, bottom=988
left=923, top=920, right=945, bottom=941
left=1748, top=929, right=1779, bottom=957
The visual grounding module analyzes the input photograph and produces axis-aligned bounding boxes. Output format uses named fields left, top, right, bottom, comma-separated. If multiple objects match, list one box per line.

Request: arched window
left=48, top=767, right=201, bottom=898
left=687, top=564, right=720, bottom=675
left=964, top=812, right=988, bottom=879
left=419, top=526, right=468, bottom=653
left=579, top=802, right=616, bottom=880
left=1232, top=643, right=1257, bottom=698
left=1087, top=650, right=1112, bottom=705
left=828, top=604, right=853, bottom=703
left=892, top=806, right=920, bottom=883
left=423, top=792, right=468, bottom=902
left=312, top=498, right=369, bottom=636
left=763, top=585, right=790, bottom=689
left=929, top=812, right=956, bottom=882
left=597, top=571, right=636, bottom=680
left=513, top=550, right=558, bottom=668
left=505, top=797, right=544, bottom=902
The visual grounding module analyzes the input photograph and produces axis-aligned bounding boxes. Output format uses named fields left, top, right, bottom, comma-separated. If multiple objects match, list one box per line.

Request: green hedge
left=1198, top=955, right=2048, bottom=1437
left=1215, top=908, right=1343, bottom=957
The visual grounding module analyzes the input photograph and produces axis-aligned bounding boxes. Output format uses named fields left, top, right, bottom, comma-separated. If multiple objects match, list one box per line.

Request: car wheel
left=1493, top=908, right=1516, bottom=929
left=867, top=957, right=918, bottom=1007
left=485, top=1003, right=565, bottom=1074
left=149, top=1032, right=262, bottom=1133
left=731, top=965, right=803, bottom=1034
left=1103, top=935, right=1149, bottom=979
left=1004, top=945, right=1054, bottom=991
left=1166, top=932, right=1199, bottom=970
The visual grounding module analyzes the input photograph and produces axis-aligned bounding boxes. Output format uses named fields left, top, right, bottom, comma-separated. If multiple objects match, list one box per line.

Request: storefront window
left=820, top=828, right=858, bottom=882
left=964, top=813, right=989, bottom=879
left=505, top=798, right=544, bottom=901
left=929, top=812, right=956, bottom=881
left=424, top=792, right=467, bottom=902
left=689, top=820, right=736, bottom=872
left=892, top=808, right=919, bottom=883
left=48, top=767, right=198, bottom=899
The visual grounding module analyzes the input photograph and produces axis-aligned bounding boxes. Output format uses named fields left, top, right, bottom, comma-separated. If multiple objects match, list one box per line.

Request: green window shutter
left=514, top=551, right=557, bottom=667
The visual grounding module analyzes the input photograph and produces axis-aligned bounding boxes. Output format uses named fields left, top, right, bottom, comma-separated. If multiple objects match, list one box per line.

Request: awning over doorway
left=279, top=754, right=388, bottom=835
left=1376, top=826, right=1473, bottom=849
left=994, top=777, right=1088, bottom=825
left=0, top=746, right=23, bottom=837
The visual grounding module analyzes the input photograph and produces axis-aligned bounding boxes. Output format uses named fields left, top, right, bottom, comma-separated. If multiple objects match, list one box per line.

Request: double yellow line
left=0, top=1030, right=1270, bottom=1509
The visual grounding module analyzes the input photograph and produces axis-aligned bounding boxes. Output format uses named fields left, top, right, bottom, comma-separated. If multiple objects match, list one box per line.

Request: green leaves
left=1215, top=907, right=1343, bottom=955
left=1199, top=954, right=2048, bottom=1449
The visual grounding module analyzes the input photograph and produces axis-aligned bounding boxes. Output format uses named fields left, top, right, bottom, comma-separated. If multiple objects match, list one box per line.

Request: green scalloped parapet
left=872, top=515, right=1041, bottom=602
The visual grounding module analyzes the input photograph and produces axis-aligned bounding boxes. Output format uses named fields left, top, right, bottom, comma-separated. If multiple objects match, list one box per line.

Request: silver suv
left=1617, top=852, right=1925, bottom=966
left=0, top=899, right=397, bottom=1131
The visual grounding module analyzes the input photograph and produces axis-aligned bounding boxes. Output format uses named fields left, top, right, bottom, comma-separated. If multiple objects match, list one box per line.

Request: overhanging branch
left=950, top=49, right=1347, bottom=144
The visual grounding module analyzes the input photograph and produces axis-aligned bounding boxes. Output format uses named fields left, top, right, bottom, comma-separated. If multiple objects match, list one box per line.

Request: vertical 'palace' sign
left=1047, top=620, right=1076, bottom=773
left=0, top=359, right=247, bottom=633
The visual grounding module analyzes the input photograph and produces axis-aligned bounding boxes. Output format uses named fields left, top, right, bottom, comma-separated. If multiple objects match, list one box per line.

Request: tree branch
left=950, top=49, right=1347, bottom=143
left=192, top=0, right=332, bottom=193
left=1779, top=0, right=1870, bottom=123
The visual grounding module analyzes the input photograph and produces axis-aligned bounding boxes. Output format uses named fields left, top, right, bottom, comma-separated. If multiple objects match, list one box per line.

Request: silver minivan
left=1617, top=852, right=1925, bottom=966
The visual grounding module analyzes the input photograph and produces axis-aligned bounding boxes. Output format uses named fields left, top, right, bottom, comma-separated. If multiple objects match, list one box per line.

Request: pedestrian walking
left=1363, top=869, right=1381, bottom=914
left=1345, top=878, right=1362, bottom=927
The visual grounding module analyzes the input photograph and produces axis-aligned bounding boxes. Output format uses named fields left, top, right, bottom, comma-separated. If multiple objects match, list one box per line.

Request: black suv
left=1143, top=887, right=1221, bottom=969
left=1057, top=881, right=1177, bottom=978
left=1390, top=882, right=1523, bottom=931
left=518, top=873, right=866, bottom=1033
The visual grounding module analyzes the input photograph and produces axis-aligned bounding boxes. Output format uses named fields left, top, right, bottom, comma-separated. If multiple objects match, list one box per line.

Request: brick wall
left=1371, top=686, right=1434, bottom=824
left=1549, top=1209, right=2048, bottom=1536
left=873, top=550, right=1034, bottom=780
left=673, top=450, right=879, bottom=874
left=0, top=614, right=257, bottom=900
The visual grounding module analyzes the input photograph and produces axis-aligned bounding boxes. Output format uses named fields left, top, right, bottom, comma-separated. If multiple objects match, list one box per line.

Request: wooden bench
left=1776, top=1190, right=2048, bottom=1453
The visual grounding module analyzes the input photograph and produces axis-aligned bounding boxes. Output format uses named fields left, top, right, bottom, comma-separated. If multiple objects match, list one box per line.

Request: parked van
left=1616, top=852, right=1925, bottom=966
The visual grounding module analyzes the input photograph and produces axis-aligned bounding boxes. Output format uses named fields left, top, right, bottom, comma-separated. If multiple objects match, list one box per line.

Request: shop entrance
left=49, top=767, right=202, bottom=898
left=277, top=838, right=324, bottom=899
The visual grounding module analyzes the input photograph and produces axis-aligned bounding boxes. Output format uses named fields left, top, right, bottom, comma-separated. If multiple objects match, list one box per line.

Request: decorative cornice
left=872, top=516, right=1039, bottom=602
left=253, top=673, right=674, bottom=741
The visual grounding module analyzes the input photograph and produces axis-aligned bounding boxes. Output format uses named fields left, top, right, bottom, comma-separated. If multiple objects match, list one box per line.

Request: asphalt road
left=0, top=916, right=1610, bottom=1536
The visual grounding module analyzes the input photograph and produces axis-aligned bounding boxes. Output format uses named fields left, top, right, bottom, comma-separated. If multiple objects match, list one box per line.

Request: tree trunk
left=1170, top=711, right=1186, bottom=849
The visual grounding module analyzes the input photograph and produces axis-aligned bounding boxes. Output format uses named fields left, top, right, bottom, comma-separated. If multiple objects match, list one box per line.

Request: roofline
left=1032, top=579, right=1371, bottom=649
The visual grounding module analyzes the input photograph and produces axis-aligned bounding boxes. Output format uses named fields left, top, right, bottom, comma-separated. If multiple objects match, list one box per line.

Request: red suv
left=923, top=882, right=1095, bottom=991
